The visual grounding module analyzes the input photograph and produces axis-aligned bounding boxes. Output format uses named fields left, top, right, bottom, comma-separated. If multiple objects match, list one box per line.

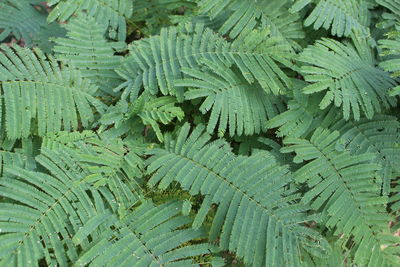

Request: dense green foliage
left=0, top=0, right=400, bottom=266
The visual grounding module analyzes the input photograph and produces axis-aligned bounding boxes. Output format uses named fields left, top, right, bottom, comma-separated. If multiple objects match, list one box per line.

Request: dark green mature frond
left=290, top=0, right=370, bottom=37
left=198, top=0, right=305, bottom=46
left=0, top=149, right=104, bottom=266
left=282, top=128, right=400, bottom=266
left=73, top=201, right=222, bottom=267
left=53, top=15, right=126, bottom=94
left=178, top=59, right=285, bottom=137
left=0, top=0, right=47, bottom=45
left=379, top=30, right=400, bottom=96
left=147, top=123, right=330, bottom=267
left=42, top=131, right=144, bottom=211
left=0, top=45, right=105, bottom=139
left=265, top=80, right=340, bottom=138
left=328, top=115, right=400, bottom=194
left=298, top=37, right=396, bottom=120
left=118, top=23, right=293, bottom=101
left=47, top=0, right=133, bottom=41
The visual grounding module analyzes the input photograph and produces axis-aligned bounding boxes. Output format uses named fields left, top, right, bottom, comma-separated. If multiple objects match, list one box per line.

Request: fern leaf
left=118, top=23, right=293, bottom=101
left=265, top=80, right=341, bottom=138
left=198, top=0, right=305, bottom=46
left=0, top=149, right=102, bottom=266
left=147, top=123, right=330, bottom=266
left=47, top=0, right=133, bottom=41
left=298, top=37, right=396, bottom=120
left=178, top=59, right=284, bottom=137
left=73, top=201, right=220, bottom=266
left=379, top=30, right=400, bottom=96
left=53, top=15, right=126, bottom=94
left=0, top=45, right=105, bottom=139
left=290, top=0, right=370, bottom=37
left=282, top=128, right=400, bottom=266
left=133, top=94, right=184, bottom=142
left=327, top=115, right=400, bottom=195
left=0, top=0, right=47, bottom=45
left=42, top=131, right=144, bottom=209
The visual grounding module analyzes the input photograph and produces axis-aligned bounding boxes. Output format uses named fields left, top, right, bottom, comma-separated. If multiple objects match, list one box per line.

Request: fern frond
left=147, top=123, right=330, bottom=266
left=265, top=80, right=341, bottom=138
left=198, top=0, right=305, bottom=45
left=0, top=0, right=47, bottom=45
left=118, top=23, right=293, bottom=101
left=298, top=37, right=396, bottom=120
left=282, top=128, right=400, bottom=266
left=131, top=94, right=184, bottom=142
left=290, top=0, right=370, bottom=37
left=0, top=149, right=103, bottom=266
left=42, top=131, right=144, bottom=211
left=53, top=15, right=126, bottom=95
left=0, top=45, right=105, bottom=139
left=379, top=30, right=400, bottom=96
left=47, top=0, right=133, bottom=41
left=178, top=59, right=284, bottom=137
left=73, top=201, right=221, bottom=266
left=328, top=115, right=400, bottom=194
left=377, top=0, right=400, bottom=19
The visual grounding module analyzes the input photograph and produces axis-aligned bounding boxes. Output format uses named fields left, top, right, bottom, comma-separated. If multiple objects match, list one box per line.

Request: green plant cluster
left=0, top=0, right=400, bottom=266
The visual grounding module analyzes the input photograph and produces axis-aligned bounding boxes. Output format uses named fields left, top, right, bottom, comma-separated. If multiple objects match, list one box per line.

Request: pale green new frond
left=147, top=123, right=330, bottom=267
left=178, top=59, right=284, bottom=137
left=0, top=149, right=103, bottom=266
left=47, top=0, right=133, bottom=41
left=198, top=0, right=305, bottom=45
left=298, top=37, right=396, bottom=120
left=0, top=45, right=105, bottom=139
left=329, top=115, right=400, bottom=194
left=0, top=0, right=47, bottom=45
left=53, top=15, right=126, bottom=94
left=290, top=0, right=370, bottom=37
left=73, top=201, right=222, bottom=267
left=282, top=128, right=400, bottom=266
left=118, top=23, right=293, bottom=100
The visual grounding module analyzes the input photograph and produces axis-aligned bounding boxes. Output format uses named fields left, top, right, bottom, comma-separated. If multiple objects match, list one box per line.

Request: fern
left=328, top=115, right=400, bottom=194
left=53, top=15, right=126, bottom=94
left=298, top=37, right=396, bottom=120
left=282, top=128, right=400, bottom=266
left=198, top=0, right=305, bottom=46
left=0, top=0, right=47, bottom=45
left=178, top=59, right=284, bottom=136
left=0, top=45, right=105, bottom=139
left=147, top=123, right=330, bottom=266
left=379, top=29, right=400, bottom=95
left=47, top=0, right=133, bottom=41
left=1, top=1, right=400, bottom=266
left=73, top=201, right=222, bottom=267
left=118, top=24, right=293, bottom=101
left=265, top=80, right=340, bottom=138
left=290, top=0, right=370, bottom=37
